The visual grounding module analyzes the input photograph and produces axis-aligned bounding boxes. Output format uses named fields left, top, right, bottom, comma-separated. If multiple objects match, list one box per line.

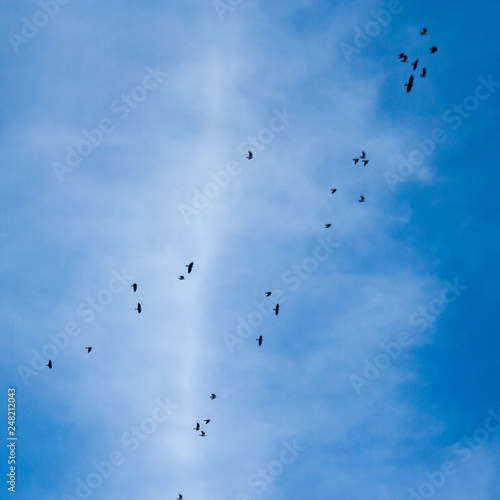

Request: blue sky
left=1, top=1, right=500, bottom=499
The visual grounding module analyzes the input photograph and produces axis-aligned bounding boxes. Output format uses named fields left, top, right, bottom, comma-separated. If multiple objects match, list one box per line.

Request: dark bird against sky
left=131, top=283, right=137, bottom=292
left=246, top=151, right=253, bottom=159
left=405, top=74, right=414, bottom=93
left=186, top=262, right=194, bottom=274
left=135, top=303, right=141, bottom=313
left=257, top=335, right=263, bottom=346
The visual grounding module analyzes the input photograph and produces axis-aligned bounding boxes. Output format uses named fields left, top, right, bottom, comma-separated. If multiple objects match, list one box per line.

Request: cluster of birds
left=399, top=28, right=438, bottom=93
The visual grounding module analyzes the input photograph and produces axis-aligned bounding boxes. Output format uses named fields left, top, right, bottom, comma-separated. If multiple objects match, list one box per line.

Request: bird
left=178, top=275, right=185, bottom=280
left=353, top=158, right=359, bottom=165
left=412, top=59, right=418, bottom=71
left=256, top=335, right=263, bottom=346
left=274, top=304, right=280, bottom=316
left=210, top=394, right=216, bottom=400
left=186, top=262, right=194, bottom=274
left=405, top=74, right=414, bottom=93
left=430, top=46, right=438, bottom=53
left=178, top=495, right=183, bottom=500
left=421, top=27, right=428, bottom=35
left=47, top=360, right=52, bottom=369
left=246, top=151, right=253, bottom=159
left=330, top=188, right=337, bottom=194
left=85, top=347, right=92, bottom=353
left=398, top=53, right=408, bottom=62
left=359, top=196, right=366, bottom=202
left=360, top=151, right=367, bottom=159
left=135, top=303, right=142, bottom=313
left=265, top=291, right=272, bottom=297
left=325, top=224, right=332, bottom=228
left=131, top=283, right=137, bottom=292
left=363, top=160, right=369, bottom=166
left=204, top=419, right=211, bottom=424
left=420, top=68, right=427, bottom=77
left=199, top=431, right=206, bottom=437
left=194, top=422, right=200, bottom=431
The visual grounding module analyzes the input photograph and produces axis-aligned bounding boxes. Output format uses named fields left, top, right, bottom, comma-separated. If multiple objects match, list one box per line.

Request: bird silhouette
left=412, top=60, right=418, bottom=71
left=135, top=303, right=142, bottom=313
left=194, top=422, right=200, bottom=431
left=131, top=283, right=137, bottom=292
left=359, top=196, right=366, bottom=202
left=266, top=291, right=272, bottom=297
left=420, top=68, right=427, bottom=78
left=398, top=53, right=408, bottom=62
left=405, top=75, right=414, bottom=93
left=274, top=304, right=280, bottom=316
left=210, top=394, right=216, bottom=400
left=421, top=27, right=428, bottom=35
left=257, top=335, right=263, bottom=346
left=199, top=431, right=206, bottom=437
left=330, top=188, right=337, bottom=194
left=363, top=160, right=369, bottom=166
left=430, top=46, right=438, bottom=53
left=47, top=360, right=52, bottom=369
left=186, top=262, right=194, bottom=274
left=178, top=495, right=183, bottom=500
left=246, top=151, right=253, bottom=159
left=204, top=419, right=211, bottom=424
left=325, top=224, right=332, bottom=228
left=85, top=347, right=92, bottom=353
left=178, top=276, right=185, bottom=280
left=360, top=151, right=367, bottom=159
left=353, top=158, right=359, bottom=165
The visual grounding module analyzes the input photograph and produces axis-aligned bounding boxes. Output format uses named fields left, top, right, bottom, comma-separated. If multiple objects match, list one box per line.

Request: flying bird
left=330, top=188, right=337, bottom=194
left=359, top=196, right=366, bottom=202
left=210, top=394, right=216, bottom=400
left=246, top=151, right=253, bottom=159
left=353, top=158, right=359, bottom=165
left=178, top=495, right=183, bottom=500
left=199, top=431, right=206, bottom=437
left=178, top=276, right=185, bottom=280
left=256, top=335, right=263, bottom=346
left=405, top=74, right=414, bottom=93
left=47, top=360, right=52, bottom=369
left=131, top=283, right=137, bottom=292
left=325, top=224, right=332, bottom=228
left=194, top=422, right=200, bottom=431
left=274, top=304, right=280, bottom=316
left=265, top=291, right=272, bottom=297
left=420, top=68, right=427, bottom=77
left=398, top=53, right=409, bottom=62
left=135, top=303, right=142, bottom=313
left=204, top=419, right=211, bottom=424
left=186, top=262, right=194, bottom=274
left=430, top=46, right=438, bottom=53
left=85, top=347, right=92, bottom=353
left=412, top=59, right=418, bottom=71
left=421, top=27, right=428, bottom=35
left=363, top=160, right=369, bottom=166
left=360, top=151, right=367, bottom=159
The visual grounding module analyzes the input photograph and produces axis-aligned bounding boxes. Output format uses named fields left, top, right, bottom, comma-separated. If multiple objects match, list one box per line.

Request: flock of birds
left=42, top=27, right=443, bottom=499
left=400, top=28, right=438, bottom=93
